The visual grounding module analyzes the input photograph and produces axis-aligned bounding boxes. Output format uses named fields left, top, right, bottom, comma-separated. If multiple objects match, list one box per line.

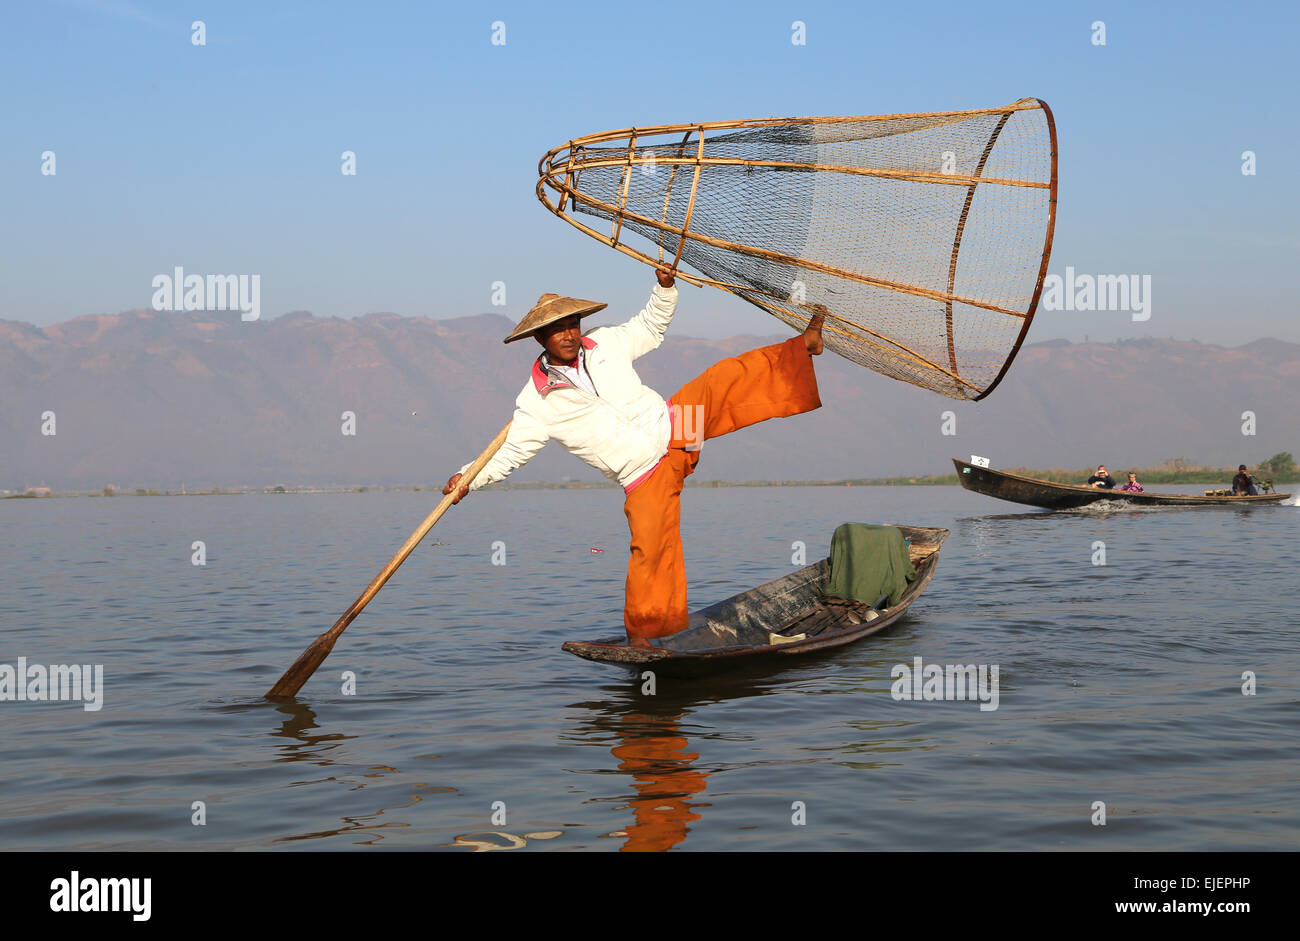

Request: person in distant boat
left=441, top=270, right=825, bottom=648
left=1118, top=471, right=1144, bottom=492
left=1087, top=465, right=1116, bottom=488
left=1232, top=464, right=1259, bottom=496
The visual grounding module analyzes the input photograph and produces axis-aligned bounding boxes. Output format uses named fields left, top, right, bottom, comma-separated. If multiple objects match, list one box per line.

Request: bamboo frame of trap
left=537, top=99, right=1058, bottom=401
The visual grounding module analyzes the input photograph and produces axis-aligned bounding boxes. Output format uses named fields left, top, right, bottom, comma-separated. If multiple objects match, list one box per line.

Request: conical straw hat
left=504, top=293, right=607, bottom=344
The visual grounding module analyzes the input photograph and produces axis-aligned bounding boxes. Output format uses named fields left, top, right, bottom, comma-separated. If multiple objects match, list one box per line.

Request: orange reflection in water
left=611, top=712, right=710, bottom=852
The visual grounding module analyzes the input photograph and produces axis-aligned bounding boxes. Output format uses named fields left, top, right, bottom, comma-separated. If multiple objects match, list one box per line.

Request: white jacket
left=459, top=284, right=678, bottom=492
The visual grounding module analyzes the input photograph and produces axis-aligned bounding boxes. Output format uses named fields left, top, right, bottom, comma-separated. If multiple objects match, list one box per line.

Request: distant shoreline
left=6, top=465, right=1294, bottom=499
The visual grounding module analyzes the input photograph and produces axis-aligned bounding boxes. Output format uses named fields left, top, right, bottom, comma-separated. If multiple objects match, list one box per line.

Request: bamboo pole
left=264, top=423, right=512, bottom=700
left=974, top=98, right=1058, bottom=401
left=533, top=100, right=1045, bottom=156
left=558, top=155, right=1049, bottom=190
left=656, top=131, right=691, bottom=263
left=612, top=131, right=637, bottom=247
left=944, top=110, right=1014, bottom=377
left=672, top=130, right=707, bottom=269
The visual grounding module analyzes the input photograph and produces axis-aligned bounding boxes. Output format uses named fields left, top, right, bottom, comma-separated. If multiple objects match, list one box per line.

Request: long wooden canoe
left=562, top=525, right=947, bottom=669
left=953, top=459, right=1292, bottom=509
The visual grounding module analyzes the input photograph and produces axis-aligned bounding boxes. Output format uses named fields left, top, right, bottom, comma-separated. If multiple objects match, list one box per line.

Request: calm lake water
left=2, top=486, right=1297, bottom=851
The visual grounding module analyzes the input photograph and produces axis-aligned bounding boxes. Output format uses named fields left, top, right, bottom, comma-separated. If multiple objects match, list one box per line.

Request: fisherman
left=1231, top=464, right=1259, bottom=496
left=1087, top=465, right=1116, bottom=489
left=442, top=270, right=824, bottom=647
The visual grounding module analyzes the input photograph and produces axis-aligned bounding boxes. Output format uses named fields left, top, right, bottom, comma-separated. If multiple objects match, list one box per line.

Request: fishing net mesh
left=538, top=100, right=1055, bottom=400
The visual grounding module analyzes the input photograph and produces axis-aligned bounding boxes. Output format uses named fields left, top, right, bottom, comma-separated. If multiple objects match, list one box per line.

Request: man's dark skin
left=441, top=268, right=824, bottom=504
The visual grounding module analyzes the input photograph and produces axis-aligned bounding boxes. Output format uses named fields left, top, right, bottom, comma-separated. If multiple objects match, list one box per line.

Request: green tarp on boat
left=822, top=523, right=916, bottom=607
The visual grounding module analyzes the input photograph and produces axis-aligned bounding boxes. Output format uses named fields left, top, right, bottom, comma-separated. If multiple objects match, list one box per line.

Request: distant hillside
left=2, top=309, right=1296, bottom=491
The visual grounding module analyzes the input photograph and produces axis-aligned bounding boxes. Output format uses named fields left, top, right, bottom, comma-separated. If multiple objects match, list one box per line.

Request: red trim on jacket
left=623, top=454, right=666, bottom=494
left=530, top=335, right=600, bottom=396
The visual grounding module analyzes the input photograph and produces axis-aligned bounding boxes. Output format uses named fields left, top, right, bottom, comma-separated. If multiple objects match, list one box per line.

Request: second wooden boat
left=562, top=525, right=947, bottom=669
left=953, top=459, right=1292, bottom=509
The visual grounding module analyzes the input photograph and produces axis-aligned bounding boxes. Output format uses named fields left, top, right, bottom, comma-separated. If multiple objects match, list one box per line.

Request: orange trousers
left=623, top=336, right=821, bottom=642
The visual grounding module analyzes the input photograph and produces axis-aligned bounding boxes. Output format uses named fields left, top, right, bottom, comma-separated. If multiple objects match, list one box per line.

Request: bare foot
left=626, top=636, right=654, bottom=649
left=803, top=308, right=825, bottom=355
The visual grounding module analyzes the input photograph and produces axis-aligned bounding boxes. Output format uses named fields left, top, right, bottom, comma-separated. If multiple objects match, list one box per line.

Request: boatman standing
left=442, top=270, right=824, bottom=647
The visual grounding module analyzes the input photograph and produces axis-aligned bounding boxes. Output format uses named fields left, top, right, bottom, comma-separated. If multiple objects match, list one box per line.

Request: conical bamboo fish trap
left=536, top=99, right=1057, bottom=400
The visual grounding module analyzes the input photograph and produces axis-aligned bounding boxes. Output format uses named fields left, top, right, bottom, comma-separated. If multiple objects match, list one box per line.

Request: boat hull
left=953, top=459, right=1291, bottom=509
left=562, top=525, right=947, bottom=669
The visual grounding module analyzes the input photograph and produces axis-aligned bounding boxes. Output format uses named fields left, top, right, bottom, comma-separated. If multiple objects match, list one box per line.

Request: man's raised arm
left=599, top=269, right=677, bottom=360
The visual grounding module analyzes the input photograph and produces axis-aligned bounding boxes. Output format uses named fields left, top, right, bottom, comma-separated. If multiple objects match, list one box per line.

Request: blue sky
left=2, top=0, right=1297, bottom=344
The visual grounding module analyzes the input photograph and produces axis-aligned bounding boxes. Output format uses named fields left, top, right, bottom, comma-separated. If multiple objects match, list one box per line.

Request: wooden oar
left=265, top=422, right=512, bottom=700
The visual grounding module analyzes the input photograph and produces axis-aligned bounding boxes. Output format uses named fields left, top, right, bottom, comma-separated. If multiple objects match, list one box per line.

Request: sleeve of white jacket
left=457, top=402, right=549, bottom=491
left=598, top=284, right=677, bottom=360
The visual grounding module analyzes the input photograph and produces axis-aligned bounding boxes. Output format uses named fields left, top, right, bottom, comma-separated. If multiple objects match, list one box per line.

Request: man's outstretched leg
left=669, top=310, right=824, bottom=448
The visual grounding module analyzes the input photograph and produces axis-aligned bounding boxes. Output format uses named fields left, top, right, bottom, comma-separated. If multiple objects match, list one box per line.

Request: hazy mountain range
left=2, top=309, right=1296, bottom=491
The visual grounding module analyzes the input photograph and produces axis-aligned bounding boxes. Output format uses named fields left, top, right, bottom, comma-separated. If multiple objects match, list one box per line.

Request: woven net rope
left=537, top=99, right=1057, bottom=400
